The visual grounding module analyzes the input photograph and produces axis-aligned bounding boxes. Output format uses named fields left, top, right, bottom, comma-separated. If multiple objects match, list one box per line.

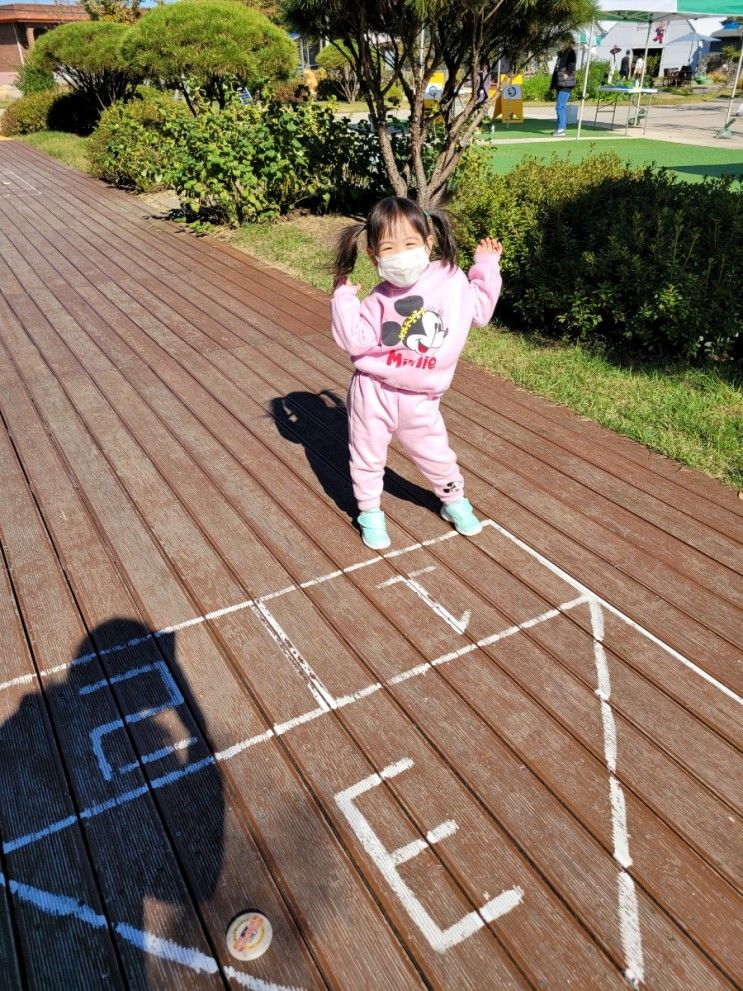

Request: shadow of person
left=0, top=618, right=225, bottom=990
left=269, top=390, right=439, bottom=520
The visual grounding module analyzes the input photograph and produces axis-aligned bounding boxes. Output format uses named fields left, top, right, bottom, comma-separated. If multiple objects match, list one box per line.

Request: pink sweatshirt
left=331, top=253, right=502, bottom=396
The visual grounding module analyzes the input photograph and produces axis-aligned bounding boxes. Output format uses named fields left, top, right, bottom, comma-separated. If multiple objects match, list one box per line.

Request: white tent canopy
left=576, top=1, right=743, bottom=136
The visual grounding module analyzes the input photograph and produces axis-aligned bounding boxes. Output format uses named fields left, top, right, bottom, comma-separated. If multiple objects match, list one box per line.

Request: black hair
left=333, top=196, right=457, bottom=284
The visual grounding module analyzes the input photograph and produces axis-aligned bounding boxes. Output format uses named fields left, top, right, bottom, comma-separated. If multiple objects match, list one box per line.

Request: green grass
left=231, top=214, right=380, bottom=296
left=479, top=117, right=621, bottom=140
left=228, top=214, right=743, bottom=488
left=19, top=131, right=90, bottom=172
left=484, top=137, right=743, bottom=182
left=317, top=100, right=372, bottom=115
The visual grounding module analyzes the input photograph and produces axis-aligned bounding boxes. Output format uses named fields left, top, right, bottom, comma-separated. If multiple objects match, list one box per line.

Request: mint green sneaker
left=358, top=509, right=391, bottom=550
left=440, top=497, right=482, bottom=537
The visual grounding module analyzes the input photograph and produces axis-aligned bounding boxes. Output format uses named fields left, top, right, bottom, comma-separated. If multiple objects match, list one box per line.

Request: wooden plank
left=0, top=548, right=116, bottom=991
left=0, top=367, right=326, bottom=991
left=2, top=140, right=741, bottom=989
left=455, top=361, right=743, bottom=525
left=230, top=336, right=743, bottom=747
left=13, top=300, right=740, bottom=991
left=4, top=186, right=740, bottom=736
left=13, top=200, right=740, bottom=808
left=16, top=176, right=740, bottom=680
left=0, top=246, right=536, bottom=990
left=15, top=142, right=740, bottom=541
left=0, top=303, right=427, bottom=989
left=18, top=256, right=740, bottom=985
left=0, top=386, right=223, bottom=990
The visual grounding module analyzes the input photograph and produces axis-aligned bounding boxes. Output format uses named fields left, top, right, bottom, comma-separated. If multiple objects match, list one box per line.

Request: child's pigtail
left=332, top=223, right=365, bottom=286
left=427, top=208, right=458, bottom=269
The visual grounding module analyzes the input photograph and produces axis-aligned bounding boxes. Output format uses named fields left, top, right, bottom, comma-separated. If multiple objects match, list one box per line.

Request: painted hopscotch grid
left=2, top=519, right=739, bottom=989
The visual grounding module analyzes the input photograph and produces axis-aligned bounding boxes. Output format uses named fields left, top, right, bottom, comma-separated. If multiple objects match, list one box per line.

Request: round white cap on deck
left=226, top=911, right=273, bottom=960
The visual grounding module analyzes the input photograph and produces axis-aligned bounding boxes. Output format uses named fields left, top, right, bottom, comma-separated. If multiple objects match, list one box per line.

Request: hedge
left=452, top=150, right=742, bottom=361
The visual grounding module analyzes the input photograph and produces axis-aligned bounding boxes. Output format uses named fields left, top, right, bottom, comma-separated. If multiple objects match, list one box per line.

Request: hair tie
left=423, top=210, right=430, bottom=218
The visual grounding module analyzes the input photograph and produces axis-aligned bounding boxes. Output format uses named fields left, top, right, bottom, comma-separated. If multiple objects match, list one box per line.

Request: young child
left=331, top=196, right=502, bottom=550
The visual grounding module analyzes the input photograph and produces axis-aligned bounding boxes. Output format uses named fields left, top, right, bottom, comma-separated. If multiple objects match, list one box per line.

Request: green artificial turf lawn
left=485, top=137, right=743, bottom=182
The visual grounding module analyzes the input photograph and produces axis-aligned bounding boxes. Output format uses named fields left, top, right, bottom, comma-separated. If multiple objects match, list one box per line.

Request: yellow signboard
left=423, top=71, right=446, bottom=115
left=495, top=74, right=524, bottom=123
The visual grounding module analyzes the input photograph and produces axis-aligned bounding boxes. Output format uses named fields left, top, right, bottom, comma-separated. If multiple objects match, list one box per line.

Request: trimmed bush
left=271, top=78, right=312, bottom=103
left=25, top=21, right=140, bottom=115
left=16, top=61, right=55, bottom=95
left=452, top=150, right=743, bottom=361
left=1, top=88, right=101, bottom=137
left=123, top=2, right=296, bottom=110
left=141, top=97, right=393, bottom=224
left=1, top=90, right=60, bottom=135
left=87, top=89, right=188, bottom=190
left=316, top=40, right=359, bottom=103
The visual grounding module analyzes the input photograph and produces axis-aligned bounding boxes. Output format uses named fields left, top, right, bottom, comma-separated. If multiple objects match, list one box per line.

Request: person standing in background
left=620, top=49, right=631, bottom=79
left=633, top=54, right=645, bottom=83
left=551, top=41, right=577, bottom=136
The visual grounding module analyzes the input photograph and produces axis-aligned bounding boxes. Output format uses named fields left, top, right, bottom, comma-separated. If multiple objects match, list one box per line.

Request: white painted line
left=388, top=597, right=586, bottom=686
left=378, top=566, right=436, bottom=586
left=3, top=169, right=38, bottom=192
left=83, top=661, right=184, bottom=781
left=0, top=528, right=461, bottom=694
left=2, top=516, right=733, bottom=877
left=589, top=600, right=645, bottom=983
left=119, top=736, right=197, bottom=776
left=609, top=776, right=632, bottom=871
left=334, top=757, right=524, bottom=953
left=482, top=520, right=742, bottom=706
left=391, top=820, right=459, bottom=866
left=618, top=871, right=645, bottom=991
left=250, top=602, right=336, bottom=712
left=0, top=870, right=306, bottom=990
left=334, top=682, right=383, bottom=709
left=379, top=567, right=471, bottom=635
left=225, top=966, right=308, bottom=991
left=2, top=597, right=573, bottom=856
left=116, top=923, right=218, bottom=974
left=0, top=871, right=106, bottom=929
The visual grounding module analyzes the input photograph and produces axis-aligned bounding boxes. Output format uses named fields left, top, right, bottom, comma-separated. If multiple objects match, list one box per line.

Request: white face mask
left=377, top=246, right=430, bottom=288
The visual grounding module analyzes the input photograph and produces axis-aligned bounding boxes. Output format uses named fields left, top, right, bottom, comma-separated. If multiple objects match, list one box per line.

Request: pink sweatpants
left=347, top=373, right=464, bottom=511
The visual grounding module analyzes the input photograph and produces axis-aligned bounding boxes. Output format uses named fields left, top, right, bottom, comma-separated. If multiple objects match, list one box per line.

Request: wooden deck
left=0, top=140, right=741, bottom=991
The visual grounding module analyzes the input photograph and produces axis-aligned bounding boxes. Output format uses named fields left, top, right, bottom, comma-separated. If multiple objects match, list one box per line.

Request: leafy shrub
left=452, top=149, right=743, bottom=361
left=0, top=90, right=60, bottom=135
left=16, top=61, right=55, bottom=95
left=521, top=72, right=552, bottom=101
left=152, top=97, right=397, bottom=224
left=572, top=59, right=610, bottom=101
left=87, top=88, right=188, bottom=189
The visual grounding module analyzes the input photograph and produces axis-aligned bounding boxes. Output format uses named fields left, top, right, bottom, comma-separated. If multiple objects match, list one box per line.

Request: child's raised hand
left=477, top=237, right=503, bottom=258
